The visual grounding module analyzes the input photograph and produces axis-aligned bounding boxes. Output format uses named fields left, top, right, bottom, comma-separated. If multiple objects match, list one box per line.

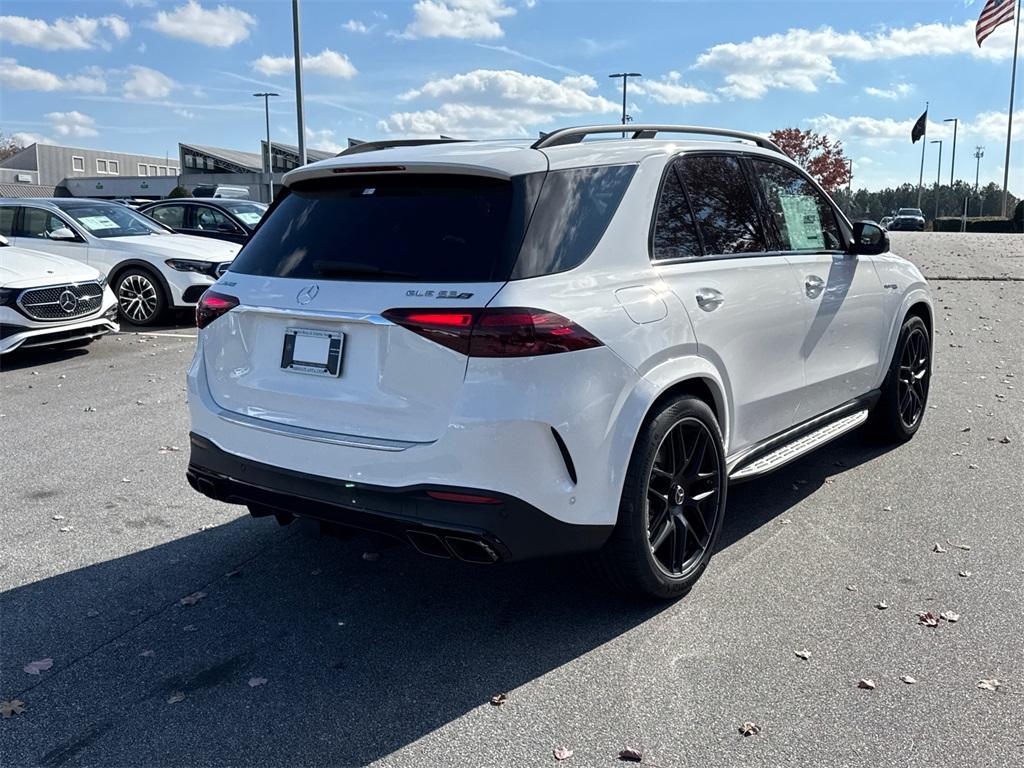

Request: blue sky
left=1, top=0, right=1020, bottom=191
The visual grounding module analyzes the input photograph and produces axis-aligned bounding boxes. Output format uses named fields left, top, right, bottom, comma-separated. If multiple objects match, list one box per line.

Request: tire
left=597, top=396, right=727, bottom=600
left=868, top=315, right=931, bottom=443
left=113, top=267, right=167, bottom=326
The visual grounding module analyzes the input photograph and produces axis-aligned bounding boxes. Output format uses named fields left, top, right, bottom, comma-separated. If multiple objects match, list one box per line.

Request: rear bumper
left=186, top=433, right=613, bottom=562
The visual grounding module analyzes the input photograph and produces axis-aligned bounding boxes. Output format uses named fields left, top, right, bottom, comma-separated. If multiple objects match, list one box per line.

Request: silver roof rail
left=531, top=124, right=783, bottom=154
left=337, top=138, right=469, bottom=157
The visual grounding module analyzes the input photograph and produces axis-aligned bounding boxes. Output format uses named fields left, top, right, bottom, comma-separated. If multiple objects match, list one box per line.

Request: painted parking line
left=115, top=331, right=198, bottom=339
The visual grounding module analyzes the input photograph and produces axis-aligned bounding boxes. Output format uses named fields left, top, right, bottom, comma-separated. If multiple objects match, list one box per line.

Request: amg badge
left=405, top=289, right=475, bottom=300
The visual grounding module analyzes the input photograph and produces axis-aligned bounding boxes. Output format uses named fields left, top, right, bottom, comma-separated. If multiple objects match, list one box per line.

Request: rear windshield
left=230, top=175, right=531, bottom=283
left=231, top=165, right=635, bottom=283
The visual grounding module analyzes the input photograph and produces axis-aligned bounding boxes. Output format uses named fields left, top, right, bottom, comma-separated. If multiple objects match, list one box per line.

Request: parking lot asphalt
left=1, top=232, right=1022, bottom=767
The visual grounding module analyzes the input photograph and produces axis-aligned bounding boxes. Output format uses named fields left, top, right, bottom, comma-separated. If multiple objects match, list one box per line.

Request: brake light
left=427, top=491, right=502, bottom=505
left=196, top=291, right=239, bottom=329
left=382, top=307, right=603, bottom=357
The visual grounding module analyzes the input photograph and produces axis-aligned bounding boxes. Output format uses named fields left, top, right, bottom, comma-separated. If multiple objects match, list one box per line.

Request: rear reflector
left=196, top=290, right=239, bottom=329
left=382, top=307, right=603, bottom=357
left=426, top=491, right=502, bottom=505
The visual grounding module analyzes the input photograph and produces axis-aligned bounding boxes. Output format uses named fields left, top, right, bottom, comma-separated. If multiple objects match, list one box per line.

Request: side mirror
left=851, top=221, right=889, bottom=256
left=48, top=227, right=77, bottom=241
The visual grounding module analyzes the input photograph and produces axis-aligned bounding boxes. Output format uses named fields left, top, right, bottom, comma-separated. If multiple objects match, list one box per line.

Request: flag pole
left=1001, top=0, right=1021, bottom=217
left=918, top=102, right=929, bottom=209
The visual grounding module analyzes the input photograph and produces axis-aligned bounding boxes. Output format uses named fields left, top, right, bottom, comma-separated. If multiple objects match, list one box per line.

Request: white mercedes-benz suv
left=186, top=125, right=933, bottom=599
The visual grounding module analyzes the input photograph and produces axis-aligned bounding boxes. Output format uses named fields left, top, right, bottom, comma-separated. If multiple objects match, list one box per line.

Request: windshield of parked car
left=220, top=201, right=268, bottom=227
left=55, top=202, right=173, bottom=238
left=898, top=208, right=923, bottom=217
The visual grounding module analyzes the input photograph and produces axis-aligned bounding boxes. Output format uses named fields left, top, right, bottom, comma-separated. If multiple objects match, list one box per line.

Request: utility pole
left=931, top=139, right=943, bottom=221
left=292, top=0, right=307, bottom=166
left=608, top=72, right=641, bottom=138
left=943, top=117, right=958, bottom=187
left=974, top=146, right=985, bottom=190
left=253, top=92, right=278, bottom=203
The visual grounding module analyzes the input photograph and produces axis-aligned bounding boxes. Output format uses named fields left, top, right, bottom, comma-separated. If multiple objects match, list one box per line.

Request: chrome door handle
left=805, top=275, right=825, bottom=298
left=695, top=288, right=724, bottom=311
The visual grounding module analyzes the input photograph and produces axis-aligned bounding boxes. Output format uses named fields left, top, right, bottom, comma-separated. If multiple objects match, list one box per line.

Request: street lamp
left=253, top=92, right=279, bottom=203
left=608, top=72, right=641, bottom=137
left=943, top=117, right=958, bottom=187
left=930, top=139, right=943, bottom=221
left=974, top=146, right=985, bottom=191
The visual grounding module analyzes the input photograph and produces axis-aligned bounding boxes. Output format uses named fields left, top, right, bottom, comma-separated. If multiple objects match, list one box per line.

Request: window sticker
left=235, top=212, right=262, bottom=225
left=78, top=215, right=120, bottom=231
left=779, top=194, right=824, bottom=250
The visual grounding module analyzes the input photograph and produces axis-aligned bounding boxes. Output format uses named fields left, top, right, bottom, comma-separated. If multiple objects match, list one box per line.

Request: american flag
left=976, top=0, right=1017, bottom=46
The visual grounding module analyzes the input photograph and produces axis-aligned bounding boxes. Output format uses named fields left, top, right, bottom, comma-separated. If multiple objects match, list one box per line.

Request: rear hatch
left=202, top=171, right=538, bottom=444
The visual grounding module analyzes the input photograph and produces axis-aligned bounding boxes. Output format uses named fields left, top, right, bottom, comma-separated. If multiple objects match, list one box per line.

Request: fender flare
left=878, top=287, right=933, bottom=387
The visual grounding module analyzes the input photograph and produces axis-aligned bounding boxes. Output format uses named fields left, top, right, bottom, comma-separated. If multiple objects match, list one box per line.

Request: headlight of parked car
left=165, top=259, right=219, bottom=277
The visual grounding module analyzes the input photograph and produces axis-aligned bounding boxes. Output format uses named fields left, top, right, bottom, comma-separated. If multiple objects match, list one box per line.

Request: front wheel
left=114, top=268, right=167, bottom=326
left=868, top=315, right=931, bottom=443
left=597, top=396, right=727, bottom=600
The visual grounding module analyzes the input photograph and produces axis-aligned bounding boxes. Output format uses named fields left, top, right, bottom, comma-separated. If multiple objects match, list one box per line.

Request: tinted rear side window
left=651, top=165, right=702, bottom=260
left=677, top=155, right=766, bottom=256
left=231, top=175, right=533, bottom=283
left=512, top=164, right=636, bottom=279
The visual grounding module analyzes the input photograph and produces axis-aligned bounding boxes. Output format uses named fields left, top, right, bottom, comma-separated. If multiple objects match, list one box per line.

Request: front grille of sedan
left=16, top=282, right=104, bottom=322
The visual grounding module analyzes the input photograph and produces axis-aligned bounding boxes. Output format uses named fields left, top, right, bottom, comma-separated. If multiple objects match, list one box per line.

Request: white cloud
left=46, top=111, right=98, bottom=138
left=174, top=108, right=196, bottom=119
left=343, top=19, right=370, bottom=33
left=0, top=58, right=106, bottom=93
left=402, top=0, right=515, bottom=40
left=806, top=114, right=953, bottom=145
left=864, top=82, right=914, bottom=101
left=631, top=72, right=715, bottom=106
left=0, top=13, right=130, bottom=50
left=252, top=49, right=357, bottom=79
left=306, top=127, right=344, bottom=153
left=696, top=21, right=1017, bottom=99
left=150, top=1, right=256, bottom=48
left=11, top=131, right=54, bottom=146
left=124, top=65, right=177, bottom=100
left=382, top=69, right=618, bottom=137
left=965, top=110, right=1023, bottom=142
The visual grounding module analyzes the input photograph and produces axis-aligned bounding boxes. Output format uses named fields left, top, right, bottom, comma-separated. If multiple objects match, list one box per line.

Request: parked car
left=139, top=198, right=268, bottom=245
left=185, top=125, right=933, bottom=599
left=0, top=198, right=240, bottom=326
left=0, top=234, right=118, bottom=354
left=189, top=184, right=251, bottom=199
left=110, top=198, right=149, bottom=210
left=889, top=208, right=926, bottom=231
left=879, top=216, right=894, bottom=230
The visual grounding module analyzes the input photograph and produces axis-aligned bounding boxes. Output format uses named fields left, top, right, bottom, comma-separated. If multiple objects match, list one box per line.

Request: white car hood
left=0, top=246, right=102, bottom=289
left=103, top=234, right=240, bottom=263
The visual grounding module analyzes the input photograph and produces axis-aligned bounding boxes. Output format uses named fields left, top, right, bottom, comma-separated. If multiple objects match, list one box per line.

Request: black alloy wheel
left=896, top=325, right=930, bottom=429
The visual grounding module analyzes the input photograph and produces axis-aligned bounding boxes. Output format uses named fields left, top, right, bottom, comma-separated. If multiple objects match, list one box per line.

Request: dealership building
left=0, top=139, right=337, bottom=202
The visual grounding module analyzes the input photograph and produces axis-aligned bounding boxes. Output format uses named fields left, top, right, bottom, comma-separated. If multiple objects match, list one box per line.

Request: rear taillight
left=382, top=307, right=603, bottom=357
left=196, top=291, right=239, bottom=329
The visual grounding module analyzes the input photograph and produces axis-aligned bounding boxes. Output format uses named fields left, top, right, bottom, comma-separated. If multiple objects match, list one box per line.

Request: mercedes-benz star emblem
left=673, top=486, right=686, bottom=506
left=296, top=284, right=320, bottom=305
left=58, top=290, right=79, bottom=314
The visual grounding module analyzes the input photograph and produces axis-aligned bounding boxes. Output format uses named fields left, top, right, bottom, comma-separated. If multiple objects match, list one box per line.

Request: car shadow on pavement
left=0, top=344, right=95, bottom=372
left=1, top=430, right=896, bottom=766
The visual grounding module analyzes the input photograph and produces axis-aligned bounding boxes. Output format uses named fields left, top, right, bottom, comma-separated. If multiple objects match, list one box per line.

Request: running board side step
left=728, top=409, right=869, bottom=482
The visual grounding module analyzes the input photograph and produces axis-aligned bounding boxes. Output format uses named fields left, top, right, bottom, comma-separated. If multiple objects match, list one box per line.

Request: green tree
left=167, top=185, right=191, bottom=198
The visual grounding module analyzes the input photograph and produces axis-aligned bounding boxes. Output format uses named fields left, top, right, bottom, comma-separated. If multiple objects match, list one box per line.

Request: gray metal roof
left=180, top=143, right=263, bottom=172
left=267, top=142, right=335, bottom=162
left=0, top=183, right=57, bottom=198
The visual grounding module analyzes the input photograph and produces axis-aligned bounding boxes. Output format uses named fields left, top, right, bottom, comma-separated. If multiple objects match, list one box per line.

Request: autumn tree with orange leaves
left=768, top=128, right=852, bottom=194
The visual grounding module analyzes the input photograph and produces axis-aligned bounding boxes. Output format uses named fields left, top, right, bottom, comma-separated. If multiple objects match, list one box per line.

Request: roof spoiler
left=532, top=124, right=783, bottom=154
left=337, top=138, right=469, bottom=157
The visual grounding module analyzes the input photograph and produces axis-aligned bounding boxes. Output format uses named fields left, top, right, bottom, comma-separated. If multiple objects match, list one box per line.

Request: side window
left=752, top=159, right=844, bottom=251
left=19, top=208, right=74, bottom=240
left=652, top=164, right=701, bottom=260
left=677, top=155, right=766, bottom=256
left=195, top=206, right=240, bottom=233
left=0, top=206, right=17, bottom=237
left=148, top=204, right=187, bottom=228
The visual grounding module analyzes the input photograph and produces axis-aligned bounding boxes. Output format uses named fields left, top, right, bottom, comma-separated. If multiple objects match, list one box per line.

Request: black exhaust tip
left=445, top=536, right=499, bottom=564
left=407, top=530, right=451, bottom=559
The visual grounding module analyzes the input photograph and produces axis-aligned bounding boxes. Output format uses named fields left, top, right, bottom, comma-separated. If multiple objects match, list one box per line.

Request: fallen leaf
left=23, top=658, right=53, bottom=675
left=179, top=591, right=206, bottom=606
left=794, top=649, right=811, bottom=660
left=121, top=477, right=132, bottom=484
left=959, top=570, right=972, bottom=578
left=999, top=436, right=1012, bottom=444
left=882, top=505, right=893, bottom=512
left=361, top=552, right=380, bottom=562
left=739, top=722, right=761, bottom=736
left=947, top=541, right=972, bottom=551
left=933, top=543, right=947, bottom=553
left=977, top=679, right=1001, bottom=691
left=51, top=515, right=64, bottom=521
left=900, top=675, right=918, bottom=684
left=84, top=406, right=97, bottom=412
left=940, top=611, right=960, bottom=623
left=58, top=526, right=74, bottom=533
left=182, top=624, right=197, bottom=632
left=968, top=463, right=979, bottom=470
left=140, top=650, right=155, bottom=657
left=857, top=679, right=876, bottom=690
left=1, top=699, right=26, bottom=718
left=167, top=691, right=186, bottom=704
left=876, top=601, right=889, bottom=610
left=960, top=426, right=971, bottom=432
left=846, top=584, right=858, bottom=592
left=490, top=693, right=507, bottom=706
left=248, top=677, right=268, bottom=688
left=618, top=747, right=643, bottom=762
left=917, top=611, right=940, bottom=627
left=553, top=746, right=574, bottom=760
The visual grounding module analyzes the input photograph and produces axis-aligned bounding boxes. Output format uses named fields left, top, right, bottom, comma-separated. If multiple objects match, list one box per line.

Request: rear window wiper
left=312, top=260, right=419, bottom=280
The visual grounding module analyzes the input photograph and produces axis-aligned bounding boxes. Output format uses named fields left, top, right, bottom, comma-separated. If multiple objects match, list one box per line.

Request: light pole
left=608, top=72, right=641, bottom=138
left=943, top=118, right=958, bottom=187
left=974, top=146, right=985, bottom=191
left=292, top=0, right=307, bottom=166
left=930, top=139, right=943, bottom=221
left=253, top=92, right=278, bottom=203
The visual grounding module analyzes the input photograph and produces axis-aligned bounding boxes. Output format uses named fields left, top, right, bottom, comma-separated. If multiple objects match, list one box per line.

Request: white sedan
left=0, top=235, right=118, bottom=355
left=0, top=198, right=240, bottom=325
